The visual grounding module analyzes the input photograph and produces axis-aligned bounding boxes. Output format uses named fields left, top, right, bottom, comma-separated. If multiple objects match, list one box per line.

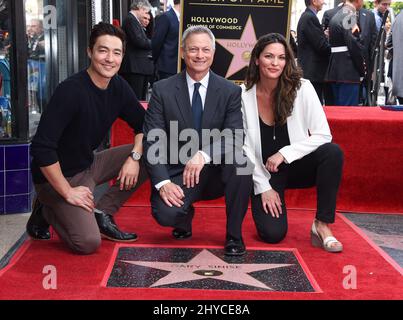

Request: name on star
left=176, top=264, right=241, bottom=269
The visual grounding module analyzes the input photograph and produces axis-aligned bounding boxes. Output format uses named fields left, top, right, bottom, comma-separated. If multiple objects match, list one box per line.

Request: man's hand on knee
left=118, top=158, right=140, bottom=191
left=183, top=152, right=206, bottom=188
left=160, top=183, right=185, bottom=208
left=65, top=186, right=95, bottom=213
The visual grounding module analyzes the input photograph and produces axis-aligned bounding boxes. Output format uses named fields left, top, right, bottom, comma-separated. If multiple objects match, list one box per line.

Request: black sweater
left=31, top=70, right=145, bottom=184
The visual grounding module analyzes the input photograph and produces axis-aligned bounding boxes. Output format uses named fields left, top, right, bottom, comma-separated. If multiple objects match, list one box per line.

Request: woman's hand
left=261, top=189, right=283, bottom=218
left=265, top=152, right=285, bottom=173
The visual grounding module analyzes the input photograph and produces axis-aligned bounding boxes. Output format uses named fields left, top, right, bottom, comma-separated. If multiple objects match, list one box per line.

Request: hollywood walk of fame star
left=362, top=229, right=403, bottom=251
left=216, top=15, right=258, bottom=79
left=121, top=249, right=293, bottom=290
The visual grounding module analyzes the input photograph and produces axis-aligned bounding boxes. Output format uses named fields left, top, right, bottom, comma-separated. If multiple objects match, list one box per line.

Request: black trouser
left=151, top=164, right=252, bottom=240
left=312, top=82, right=334, bottom=106
left=251, top=143, right=343, bottom=244
left=121, top=73, right=148, bottom=101
left=397, top=97, right=403, bottom=105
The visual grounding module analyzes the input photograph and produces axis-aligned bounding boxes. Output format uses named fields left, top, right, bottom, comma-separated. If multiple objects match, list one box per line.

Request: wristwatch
left=130, top=151, right=142, bottom=161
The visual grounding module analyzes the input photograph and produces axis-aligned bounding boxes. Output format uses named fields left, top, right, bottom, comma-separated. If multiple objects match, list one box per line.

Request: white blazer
left=241, top=79, right=332, bottom=195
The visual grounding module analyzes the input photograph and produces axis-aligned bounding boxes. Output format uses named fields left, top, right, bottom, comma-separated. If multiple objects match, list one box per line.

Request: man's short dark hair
left=89, top=22, right=126, bottom=52
left=174, top=0, right=181, bottom=5
left=305, top=0, right=312, bottom=7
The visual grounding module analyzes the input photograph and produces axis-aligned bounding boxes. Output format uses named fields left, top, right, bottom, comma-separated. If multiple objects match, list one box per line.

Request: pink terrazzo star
left=216, top=15, right=258, bottom=79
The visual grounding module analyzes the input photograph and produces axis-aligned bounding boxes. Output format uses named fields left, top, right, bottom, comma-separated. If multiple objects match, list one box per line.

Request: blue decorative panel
left=28, top=171, right=33, bottom=193
left=6, top=170, right=30, bottom=195
left=0, top=196, right=4, bottom=214
left=0, top=144, right=34, bottom=214
left=0, top=170, right=4, bottom=195
left=5, top=145, right=29, bottom=171
left=5, top=195, right=30, bottom=214
left=0, top=146, right=4, bottom=171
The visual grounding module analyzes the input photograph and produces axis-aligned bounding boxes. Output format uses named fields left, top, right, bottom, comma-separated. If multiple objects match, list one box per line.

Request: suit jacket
left=143, top=71, right=243, bottom=187
left=322, top=5, right=342, bottom=31
left=152, top=8, right=179, bottom=75
left=297, top=8, right=330, bottom=83
left=120, top=12, right=154, bottom=75
left=241, top=80, right=332, bottom=195
left=359, top=9, right=377, bottom=72
left=392, top=13, right=403, bottom=97
left=326, top=6, right=365, bottom=83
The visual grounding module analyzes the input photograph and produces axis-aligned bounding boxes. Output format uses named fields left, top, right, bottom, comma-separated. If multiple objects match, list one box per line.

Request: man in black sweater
left=28, top=23, right=147, bottom=255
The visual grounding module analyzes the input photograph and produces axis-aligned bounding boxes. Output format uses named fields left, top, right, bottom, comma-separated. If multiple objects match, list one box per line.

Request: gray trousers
left=35, top=144, right=148, bottom=254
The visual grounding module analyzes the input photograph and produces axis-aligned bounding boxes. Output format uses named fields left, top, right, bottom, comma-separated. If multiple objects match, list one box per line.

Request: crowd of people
left=117, top=0, right=401, bottom=107
left=296, top=0, right=401, bottom=106
left=120, top=0, right=180, bottom=100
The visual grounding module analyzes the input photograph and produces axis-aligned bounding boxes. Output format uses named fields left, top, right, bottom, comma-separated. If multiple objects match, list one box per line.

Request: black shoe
left=95, top=211, right=138, bottom=242
left=172, top=228, right=192, bottom=240
left=224, top=237, right=246, bottom=256
left=26, top=198, right=51, bottom=240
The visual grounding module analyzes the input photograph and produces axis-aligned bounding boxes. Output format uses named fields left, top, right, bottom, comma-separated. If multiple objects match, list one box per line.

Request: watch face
left=131, top=152, right=141, bottom=160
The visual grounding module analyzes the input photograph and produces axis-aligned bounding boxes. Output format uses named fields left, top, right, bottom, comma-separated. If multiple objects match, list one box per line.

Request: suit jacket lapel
left=243, top=84, right=263, bottom=162
left=202, top=71, right=220, bottom=128
left=175, top=72, right=193, bottom=128
left=130, top=13, right=147, bottom=37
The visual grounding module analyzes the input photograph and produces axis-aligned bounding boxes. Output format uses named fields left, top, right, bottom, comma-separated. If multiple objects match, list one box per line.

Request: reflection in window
left=0, top=0, right=12, bottom=139
left=26, top=0, right=47, bottom=137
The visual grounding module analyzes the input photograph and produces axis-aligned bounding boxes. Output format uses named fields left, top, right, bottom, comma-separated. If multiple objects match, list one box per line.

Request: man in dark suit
left=358, top=7, right=377, bottom=104
left=325, top=0, right=365, bottom=106
left=120, top=0, right=154, bottom=100
left=360, top=9, right=378, bottom=67
left=297, top=0, right=331, bottom=105
left=143, top=26, right=252, bottom=256
left=152, top=0, right=180, bottom=80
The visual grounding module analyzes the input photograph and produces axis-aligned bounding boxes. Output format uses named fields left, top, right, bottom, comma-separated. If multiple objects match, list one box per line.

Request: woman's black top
left=259, top=117, right=291, bottom=165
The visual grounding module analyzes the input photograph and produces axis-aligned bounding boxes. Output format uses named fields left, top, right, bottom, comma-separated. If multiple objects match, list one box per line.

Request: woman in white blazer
left=241, top=33, right=344, bottom=253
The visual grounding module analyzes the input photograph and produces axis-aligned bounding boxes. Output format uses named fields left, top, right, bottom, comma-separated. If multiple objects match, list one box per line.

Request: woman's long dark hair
left=244, top=33, right=302, bottom=125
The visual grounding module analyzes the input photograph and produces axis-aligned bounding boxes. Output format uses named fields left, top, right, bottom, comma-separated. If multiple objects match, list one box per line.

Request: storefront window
left=25, top=0, right=92, bottom=138
left=25, top=0, right=48, bottom=137
left=0, top=0, right=13, bottom=139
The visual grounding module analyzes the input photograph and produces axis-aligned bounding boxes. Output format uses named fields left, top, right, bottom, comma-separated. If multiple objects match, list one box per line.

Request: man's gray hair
left=130, top=0, right=151, bottom=11
left=181, top=26, right=216, bottom=50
